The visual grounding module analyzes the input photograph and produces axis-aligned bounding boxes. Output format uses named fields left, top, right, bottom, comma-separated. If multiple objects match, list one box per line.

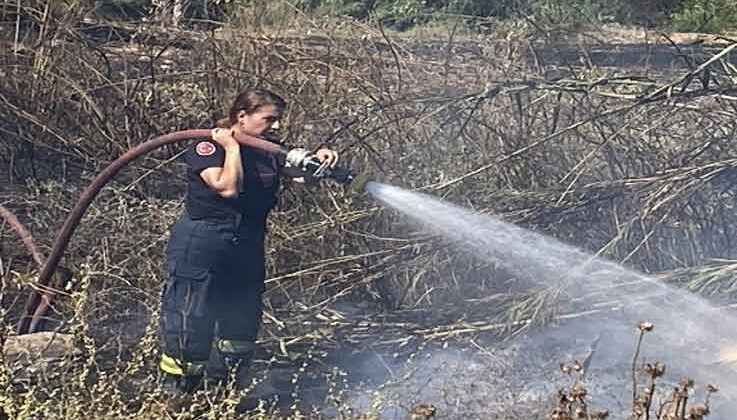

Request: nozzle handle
left=285, top=147, right=355, bottom=184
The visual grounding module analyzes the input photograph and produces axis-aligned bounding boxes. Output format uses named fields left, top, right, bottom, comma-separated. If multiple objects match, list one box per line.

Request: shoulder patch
left=196, top=141, right=216, bottom=156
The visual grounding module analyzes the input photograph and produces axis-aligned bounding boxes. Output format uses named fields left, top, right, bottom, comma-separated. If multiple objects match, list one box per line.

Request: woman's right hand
left=211, top=128, right=238, bottom=148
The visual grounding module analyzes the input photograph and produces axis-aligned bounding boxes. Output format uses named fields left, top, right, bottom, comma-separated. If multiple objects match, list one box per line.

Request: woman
left=159, top=88, right=338, bottom=394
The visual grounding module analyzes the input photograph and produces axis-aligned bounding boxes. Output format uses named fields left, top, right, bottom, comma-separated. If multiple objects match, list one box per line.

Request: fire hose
left=0, top=205, right=44, bottom=268
left=15, top=129, right=355, bottom=334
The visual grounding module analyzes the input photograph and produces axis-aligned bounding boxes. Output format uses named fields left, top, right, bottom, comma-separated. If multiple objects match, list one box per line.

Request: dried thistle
left=571, top=383, right=587, bottom=400
left=638, top=322, right=654, bottom=333
left=590, top=409, right=609, bottom=419
left=679, top=376, right=694, bottom=389
left=550, top=407, right=573, bottom=420
left=560, top=362, right=572, bottom=374
left=689, top=403, right=710, bottom=419
left=409, top=403, right=436, bottom=420
left=644, top=361, right=666, bottom=378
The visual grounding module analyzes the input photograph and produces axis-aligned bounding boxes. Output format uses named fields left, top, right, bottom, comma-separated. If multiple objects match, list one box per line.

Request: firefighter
left=159, top=88, right=338, bottom=396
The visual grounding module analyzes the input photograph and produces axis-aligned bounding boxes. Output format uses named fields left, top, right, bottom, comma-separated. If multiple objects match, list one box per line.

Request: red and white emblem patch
left=196, top=141, right=216, bottom=156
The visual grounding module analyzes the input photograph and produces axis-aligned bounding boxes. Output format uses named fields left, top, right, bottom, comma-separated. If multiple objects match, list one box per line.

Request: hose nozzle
left=285, top=148, right=355, bottom=184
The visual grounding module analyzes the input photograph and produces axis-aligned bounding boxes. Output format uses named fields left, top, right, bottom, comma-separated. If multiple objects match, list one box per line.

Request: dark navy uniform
left=160, top=139, right=280, bottom=385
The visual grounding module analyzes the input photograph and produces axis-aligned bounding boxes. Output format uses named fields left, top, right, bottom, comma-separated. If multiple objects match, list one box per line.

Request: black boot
left=159, top=354, right=207, bottom=413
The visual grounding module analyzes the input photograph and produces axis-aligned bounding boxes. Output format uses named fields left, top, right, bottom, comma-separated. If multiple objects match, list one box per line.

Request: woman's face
left=237, top=104, right=283, bottom=139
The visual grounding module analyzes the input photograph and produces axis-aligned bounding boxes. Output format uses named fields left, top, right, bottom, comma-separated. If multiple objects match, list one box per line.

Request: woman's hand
left=315, top=148, right=339, bottom=167
left=211, top=128, right=238, bottom=149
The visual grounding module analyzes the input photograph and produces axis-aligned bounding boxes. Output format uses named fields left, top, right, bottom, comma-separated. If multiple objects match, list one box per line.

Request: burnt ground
left=4, top=19, right=737, bottom=419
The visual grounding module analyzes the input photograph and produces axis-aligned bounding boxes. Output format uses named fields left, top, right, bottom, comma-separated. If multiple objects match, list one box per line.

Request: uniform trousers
left=160, top=212, right=266, bottom=378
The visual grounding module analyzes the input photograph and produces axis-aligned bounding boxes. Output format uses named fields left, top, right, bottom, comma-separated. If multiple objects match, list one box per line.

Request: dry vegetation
left=550, top=322, right=720, bottom=420
left=2, top=2, right=737, bottom=419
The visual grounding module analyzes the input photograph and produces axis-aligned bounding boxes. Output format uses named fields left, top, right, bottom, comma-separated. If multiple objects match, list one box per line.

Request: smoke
left=364, top=182, right=737, bottom=418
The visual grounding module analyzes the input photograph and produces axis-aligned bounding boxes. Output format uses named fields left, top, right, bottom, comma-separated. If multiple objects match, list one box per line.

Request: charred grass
left=2, top=3, right=737, bottom=419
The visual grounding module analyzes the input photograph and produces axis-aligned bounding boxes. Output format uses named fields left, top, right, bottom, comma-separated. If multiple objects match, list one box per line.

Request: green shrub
left=90, top=1, right=737, bottom=33
left=298, top=0, right=429, bottom=30
left=671, top=0, right=737, bottom=33
left=371, top=0, right=429, bottom=30
left=610, top=0, right=682, bottom=27
left=95, top=0, right=225, bottom=21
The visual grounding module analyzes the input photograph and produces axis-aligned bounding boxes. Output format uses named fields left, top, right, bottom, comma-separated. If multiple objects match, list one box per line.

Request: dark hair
left=216, top=88, right=286, bottom=128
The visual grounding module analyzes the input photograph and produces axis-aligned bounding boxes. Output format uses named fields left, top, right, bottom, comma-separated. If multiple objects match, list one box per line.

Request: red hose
left=0, top=205, right=44, bottom=267
left=17, top=129, right=285, bottom=334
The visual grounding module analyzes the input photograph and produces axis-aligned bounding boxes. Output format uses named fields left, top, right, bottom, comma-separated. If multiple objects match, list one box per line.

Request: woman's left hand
left=315, top=148, right=339, bottom=167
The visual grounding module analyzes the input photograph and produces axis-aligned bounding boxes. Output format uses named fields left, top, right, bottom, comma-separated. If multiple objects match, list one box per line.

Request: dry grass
left=2, top=2, right=737, bottom=418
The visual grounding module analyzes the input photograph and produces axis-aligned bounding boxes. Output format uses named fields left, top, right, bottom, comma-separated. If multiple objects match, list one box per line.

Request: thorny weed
left=550, top=322, right=719, bottom=420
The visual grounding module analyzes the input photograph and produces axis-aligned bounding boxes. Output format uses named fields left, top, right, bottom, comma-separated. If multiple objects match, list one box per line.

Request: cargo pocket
left=161, top=264, right=214, bottom=360
left=166, top=220, right=217, bottom=317
left=168, top=264, right=212, bottom=318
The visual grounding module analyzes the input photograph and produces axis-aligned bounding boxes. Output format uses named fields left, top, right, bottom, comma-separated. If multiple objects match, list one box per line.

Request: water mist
left=364, top=181, right=737, bottom=417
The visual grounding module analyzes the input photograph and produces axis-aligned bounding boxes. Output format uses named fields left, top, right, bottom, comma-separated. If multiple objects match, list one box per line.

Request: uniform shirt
left=185, top=140, right=280, bottom=222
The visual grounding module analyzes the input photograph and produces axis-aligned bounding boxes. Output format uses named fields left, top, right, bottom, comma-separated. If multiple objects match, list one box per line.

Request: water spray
left=16, top=129, right=358, bottom=335
left=364, top=181, right=737, bottom=412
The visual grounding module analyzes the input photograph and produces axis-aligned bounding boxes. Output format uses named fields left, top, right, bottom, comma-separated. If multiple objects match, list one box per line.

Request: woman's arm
left=200, top=129, right=244, bottom=198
